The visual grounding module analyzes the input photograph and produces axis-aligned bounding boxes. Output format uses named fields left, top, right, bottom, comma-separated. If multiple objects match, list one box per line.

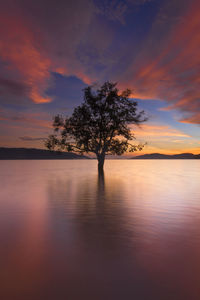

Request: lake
left=0, top=160, right=200, bottom=300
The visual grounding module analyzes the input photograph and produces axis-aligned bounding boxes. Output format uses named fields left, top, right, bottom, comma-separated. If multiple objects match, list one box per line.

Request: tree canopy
left=45, top=81, right=147, bottom=171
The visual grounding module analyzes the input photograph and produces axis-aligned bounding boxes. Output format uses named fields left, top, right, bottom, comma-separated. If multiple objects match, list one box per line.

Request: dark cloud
left=0, top=109, right=51, bottom=129
left=19, top=136, right=45, bottom=141
left=94, top=0, right=128, bottom=24
left=95, top=0, right=155, bottom=24
left=0, top=77, right=28, bottom=96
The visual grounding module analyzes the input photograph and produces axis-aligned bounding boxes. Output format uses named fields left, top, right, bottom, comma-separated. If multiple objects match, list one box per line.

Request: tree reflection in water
left=44, top=170, right=164, bottom=300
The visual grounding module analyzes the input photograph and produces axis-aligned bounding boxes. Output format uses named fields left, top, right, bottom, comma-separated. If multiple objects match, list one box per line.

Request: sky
left=0, top=0, right=200, bottom=155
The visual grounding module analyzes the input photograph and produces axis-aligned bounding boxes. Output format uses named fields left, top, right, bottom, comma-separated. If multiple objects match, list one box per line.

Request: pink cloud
left=120, top=0, right=200, bottom=124
left=0, top=0, right=100, bottom=104
left=0, top=12, right=52, bottom=103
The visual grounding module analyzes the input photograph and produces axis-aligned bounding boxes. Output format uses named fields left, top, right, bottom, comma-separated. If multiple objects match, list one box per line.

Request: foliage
left=45, top=81, right=147, bottom=169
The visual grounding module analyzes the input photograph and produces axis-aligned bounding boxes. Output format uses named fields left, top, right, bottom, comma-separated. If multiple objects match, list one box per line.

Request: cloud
left=0, top=109, right=51, bottom=129
left=131, top=124, right=191, bottom=138
left=94, top=0, right=154, bottom=24
left=180, top=113, right=200, bottom=125
left=0, top=0, right=157, bottom=106
left=94, top=0, right=128, bottom=24
left=0, top=12, right=52, bottom=103
left=0, top=0, right=98, bottom=104
left=119, top=0, right=200, bottom=124
left=19, top=136, right=45, bottom=141
left=0, top=77, right=28, bottom=97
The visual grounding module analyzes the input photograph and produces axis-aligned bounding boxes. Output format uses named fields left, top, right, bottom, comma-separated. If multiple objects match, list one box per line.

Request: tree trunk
left=97, top=153, right=105, bottom=173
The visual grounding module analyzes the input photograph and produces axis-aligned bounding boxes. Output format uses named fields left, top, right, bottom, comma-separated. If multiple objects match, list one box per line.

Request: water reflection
left=45, top=169, right=145, bottom=300
left=0, top=160, right=200, bottom=299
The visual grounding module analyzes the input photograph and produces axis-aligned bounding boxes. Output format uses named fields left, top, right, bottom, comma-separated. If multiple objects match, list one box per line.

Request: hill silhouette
left=0, top=148, right=89, bottom=160
left=131, top=153, right=200, bottom=159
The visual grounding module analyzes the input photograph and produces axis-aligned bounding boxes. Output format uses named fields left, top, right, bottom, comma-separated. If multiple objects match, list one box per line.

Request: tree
left=45, top=81, right=147, bottom=172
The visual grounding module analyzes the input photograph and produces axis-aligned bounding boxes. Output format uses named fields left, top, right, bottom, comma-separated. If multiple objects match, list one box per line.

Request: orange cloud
left=131, top=124, right=191, bottom=138
left=127, top=122, right=200, bottom=155
left=180, top=113, right=200, bottom=124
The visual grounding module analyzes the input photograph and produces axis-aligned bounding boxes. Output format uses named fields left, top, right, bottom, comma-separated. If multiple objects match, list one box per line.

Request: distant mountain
left=0, top=148, right=89, bottom=160
left=131, top=153, right=200, bottom=159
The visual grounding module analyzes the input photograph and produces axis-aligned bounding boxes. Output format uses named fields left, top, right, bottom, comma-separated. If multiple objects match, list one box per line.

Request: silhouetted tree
left=45, top=82, right=147, bottom=172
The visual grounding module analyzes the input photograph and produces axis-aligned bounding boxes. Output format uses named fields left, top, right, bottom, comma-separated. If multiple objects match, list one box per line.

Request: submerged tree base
left=98, top=156, right=105, bottom=174
left=98, top=164, right=104, bottom=177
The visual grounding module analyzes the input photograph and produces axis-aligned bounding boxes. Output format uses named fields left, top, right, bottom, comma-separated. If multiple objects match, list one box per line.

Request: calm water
left=0, top=160, right=200, bottom=300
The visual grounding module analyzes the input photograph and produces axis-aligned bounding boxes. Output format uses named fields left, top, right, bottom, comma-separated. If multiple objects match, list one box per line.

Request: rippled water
left=0, top=160, right=200, bottom=300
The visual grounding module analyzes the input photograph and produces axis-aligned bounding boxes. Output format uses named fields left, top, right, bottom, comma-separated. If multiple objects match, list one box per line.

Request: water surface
left=0, top=160, right=200, bottom=300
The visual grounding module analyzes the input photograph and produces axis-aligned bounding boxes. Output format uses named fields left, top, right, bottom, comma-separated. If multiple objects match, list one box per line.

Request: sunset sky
left=0, top=0, right=200, bottom=155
